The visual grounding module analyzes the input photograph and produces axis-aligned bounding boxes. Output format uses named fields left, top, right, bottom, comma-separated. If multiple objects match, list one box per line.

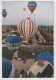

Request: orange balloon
left=23, top=8, right=26, bottom=11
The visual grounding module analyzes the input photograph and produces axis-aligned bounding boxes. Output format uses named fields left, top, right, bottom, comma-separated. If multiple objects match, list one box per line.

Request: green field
left=2, top=32, right=12, bottom=36
left=2, top=46, right=53, bottom=60
left=40, top=31, right=53, bottom=42
left=2, top=32, right=12, bottom=39
left=2, top=47, right=13, bottom=60
left=17, top=46, right=53, bottom=59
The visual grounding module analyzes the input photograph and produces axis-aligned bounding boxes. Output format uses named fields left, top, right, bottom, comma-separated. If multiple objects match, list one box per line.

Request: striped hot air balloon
left=17, top=18, right=37, bottom=42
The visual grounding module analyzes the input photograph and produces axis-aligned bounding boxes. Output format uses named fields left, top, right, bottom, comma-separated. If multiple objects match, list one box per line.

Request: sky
left=2, top=1, right=54, bottom=26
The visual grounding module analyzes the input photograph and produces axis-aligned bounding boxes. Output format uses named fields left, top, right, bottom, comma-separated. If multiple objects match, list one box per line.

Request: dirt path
left=13, top=51, right=18, bottom=58
left=32, top=36, right=38, bottom=45
left=11, top=59, right=34, bottom=78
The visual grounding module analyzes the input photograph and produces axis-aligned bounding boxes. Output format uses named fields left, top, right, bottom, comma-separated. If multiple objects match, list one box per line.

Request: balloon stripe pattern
left=29, top=19, right=31, bottom=35
left=28, top=1, right=37, bottom=13
left=17, top=18, right=37, bottom=41
left=18, top=20, right=23, bottom=36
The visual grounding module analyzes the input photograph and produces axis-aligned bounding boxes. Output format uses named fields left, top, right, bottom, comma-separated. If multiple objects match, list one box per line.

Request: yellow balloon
left=23, top=8, right=26, bottom=11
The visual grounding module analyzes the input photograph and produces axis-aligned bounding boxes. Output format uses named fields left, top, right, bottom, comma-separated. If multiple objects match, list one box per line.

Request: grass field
left=40, top=31, right=53, bottom=42
left=2, top=46, right=53, bottom=60
left=2, top=32, right=12, bottom=39
left=17, top=46, right=53, bottom=59
left=2, top=32, right=12, bottom=36
left=2, top=47, right=13, bottom=60
left=45, top=32, right=53, bottom=41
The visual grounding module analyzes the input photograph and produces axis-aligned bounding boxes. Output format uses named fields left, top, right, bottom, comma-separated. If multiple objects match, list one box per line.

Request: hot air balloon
left=5, top=35, right=22, bottom=51
left=34, top=51, right=53, bottom=65
left=2, top=58, right=15, bottom=78
left=27, top=60, right=53, bottom=78
left=17, top=18, right=37, bottom=42
left=2, top=9, right=7, bottom=18
left=23, top=8, right=26, bottom=11
left=28, top=1, right=37, bottom=13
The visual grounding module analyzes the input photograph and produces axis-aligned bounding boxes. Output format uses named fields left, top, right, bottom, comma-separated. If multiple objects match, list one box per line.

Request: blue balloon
left=2, top=11, right=7, bottom=14
left=2, top=58, right=15, bottom=78
left=2, top=10, right=7, bottom=18
left=5, top=35, right=22, bottom=50
left=28, top=1, right=37, bottom=13
left=34, top=51, right=53, bottom=65
left=28, top=1, right=37, bottom=7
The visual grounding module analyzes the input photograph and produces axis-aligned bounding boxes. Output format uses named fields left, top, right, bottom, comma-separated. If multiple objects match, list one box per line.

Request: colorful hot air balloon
left=27, top=60, right=53, bottom=78
left=2, top=9, right=7, bottom=18
left=2, top=58, right=15, bottom=78
left=28, top=1, right=37, bottom=13
left=23, top=8, right=26, bottom=11
left=17, top=18, right=37, bottom=42
left=34, top=51, right=53, bottom=65
left=5, top=35, right=22, bottom=51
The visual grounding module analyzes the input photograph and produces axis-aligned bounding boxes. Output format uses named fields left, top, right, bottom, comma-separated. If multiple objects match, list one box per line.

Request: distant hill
left=2, top=25, right=17, bottom=27
left=38, top=25, right=53, bottom=28
left=2, top=25, right=17, bottom=30
left=2, top=25, right=53, bottom=30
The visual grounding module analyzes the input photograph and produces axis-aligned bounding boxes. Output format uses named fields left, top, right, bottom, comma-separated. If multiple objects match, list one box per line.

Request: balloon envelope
left=17, top=18, right=37, bottom=42
left=2, top=58, right=15, bottom=78
left=27, top=60, right=53, bottom=78
left=28, top=1, right=37, bottom=13
left=34, top=51, right=53, bottom=65
left=2, top=9, right=7, bottom=18
left=5, top=35, right=22, bottom=51
left=23, top=8, right=26, bottom=11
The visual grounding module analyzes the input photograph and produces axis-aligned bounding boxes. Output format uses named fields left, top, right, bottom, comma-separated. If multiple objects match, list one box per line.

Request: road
left=11, top=59, right=34, bottom=78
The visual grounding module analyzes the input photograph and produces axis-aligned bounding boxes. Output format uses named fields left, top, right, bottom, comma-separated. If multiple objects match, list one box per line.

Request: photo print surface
left=2, top=1, right=54, bottom=78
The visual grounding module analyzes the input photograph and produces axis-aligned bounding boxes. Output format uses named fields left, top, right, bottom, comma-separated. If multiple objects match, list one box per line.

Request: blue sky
left=2, top=1, right=54, bottom=26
